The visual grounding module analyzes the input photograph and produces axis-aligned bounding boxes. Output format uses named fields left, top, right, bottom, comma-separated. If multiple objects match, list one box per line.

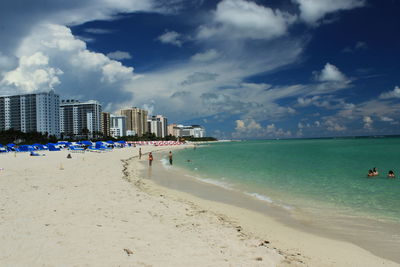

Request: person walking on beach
left=148, top=152, right=153, bottom=166
left=139, top=148, right=142, bottom=159
left=168, top=151, right=173, bottom=165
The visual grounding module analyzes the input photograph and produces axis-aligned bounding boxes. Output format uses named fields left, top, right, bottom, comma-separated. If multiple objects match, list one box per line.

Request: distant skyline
left=1, top=0, right=399, bottom=139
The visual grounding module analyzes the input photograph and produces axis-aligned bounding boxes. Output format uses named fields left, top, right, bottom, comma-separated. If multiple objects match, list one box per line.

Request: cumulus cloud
left=158, top=30, right=184, bottom=46
left=324, top=119, right=346, bottom=132
left=197, top=0, right=296, bottom=40
left=314, top=63, right=347, bottom=83
left=106, top=51, right=132, bottom=60
left=293, top=0, right=365, bottom=24
left=233, top=119, right=291, bottom=138
left=190, top=49, right=220, bottom=62
left=379, top=86, right=400, bottom=99
left=2, top=52, right=63, bottom=93
left=363, top=116, right=373, bottom=130
left=0, top=24, right=136, bottom=110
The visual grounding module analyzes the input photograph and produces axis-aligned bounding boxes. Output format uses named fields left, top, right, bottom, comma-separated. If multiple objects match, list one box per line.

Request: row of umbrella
left=0, top=140, right=128, bottom=153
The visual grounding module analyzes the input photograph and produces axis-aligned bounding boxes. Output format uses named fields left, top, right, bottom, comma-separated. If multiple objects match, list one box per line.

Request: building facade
left=110, top=114, right=127, bottom=138
left=60, top=99, right=102, bottom=138
left=101, top=112, right=111, bottom=137
left=120, top=107, right=148, bottom=137
left=147, top=115, right=168, bottom=138
left=0, top=91, right=60, bottom=136
left=170, top=124, right=206, bottom=138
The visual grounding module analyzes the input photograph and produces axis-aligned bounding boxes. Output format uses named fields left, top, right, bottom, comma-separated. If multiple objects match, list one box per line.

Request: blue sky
left=1, top=0, right=400, bottom=139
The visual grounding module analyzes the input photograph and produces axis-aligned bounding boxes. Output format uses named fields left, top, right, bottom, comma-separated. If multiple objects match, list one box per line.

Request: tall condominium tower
left=101, top=112, right=111, bottom=137
left=120, top=107, right=148, bottom=137
left=0, top=91, right=60, bottom=136
left=60, top=99, right=102, bottom=138
left=147, top=115, right=168, bottom=138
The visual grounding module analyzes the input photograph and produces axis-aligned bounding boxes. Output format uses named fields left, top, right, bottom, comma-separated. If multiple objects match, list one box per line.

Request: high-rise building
left=0, top=91, right=60, bottom=136
left=101, top=112, right=111, bottom=137
left=60, top=99, right=102, bottom=138
left=147, top=115, right=168, bottom=138
left=110, top=114, right=127, bottom=138
left=120, top=107, right=148, bottom=137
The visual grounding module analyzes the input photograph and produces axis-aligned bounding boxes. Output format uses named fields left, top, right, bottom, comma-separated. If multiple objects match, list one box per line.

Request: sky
left=0, top=0, right=400, bottom=139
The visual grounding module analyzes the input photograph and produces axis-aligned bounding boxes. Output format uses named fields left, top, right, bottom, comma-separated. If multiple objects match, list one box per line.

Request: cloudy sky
left=1, top=0, right=399, bottom=139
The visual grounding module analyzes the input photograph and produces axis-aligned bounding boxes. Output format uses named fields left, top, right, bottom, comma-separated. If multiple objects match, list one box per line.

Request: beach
left=0, top=145, right=398, bottom=266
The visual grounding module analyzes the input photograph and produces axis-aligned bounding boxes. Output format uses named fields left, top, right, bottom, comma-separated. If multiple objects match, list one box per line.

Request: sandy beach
left=0, top=146, right=398, bottom=266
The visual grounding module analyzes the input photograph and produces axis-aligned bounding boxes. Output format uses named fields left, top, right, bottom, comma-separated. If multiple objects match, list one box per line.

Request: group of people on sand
left=367, top=167, right=395, bottom=178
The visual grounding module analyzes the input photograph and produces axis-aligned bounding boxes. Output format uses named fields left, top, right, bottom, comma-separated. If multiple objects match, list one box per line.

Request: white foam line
left=184, top=174, right=234, bottom=191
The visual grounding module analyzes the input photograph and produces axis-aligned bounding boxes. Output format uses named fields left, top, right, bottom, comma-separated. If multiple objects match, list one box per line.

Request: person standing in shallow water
left=168, top=151, right=173, bottom=165
left=148, top=152, right=153, bottom=166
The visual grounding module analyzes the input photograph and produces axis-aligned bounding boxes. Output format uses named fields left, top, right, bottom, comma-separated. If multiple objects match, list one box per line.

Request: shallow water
left=174, top=139, right=400, bottom=223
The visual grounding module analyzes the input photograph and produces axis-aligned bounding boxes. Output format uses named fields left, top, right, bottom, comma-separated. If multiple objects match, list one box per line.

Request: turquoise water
left=174, top=138, right=400, bottom=222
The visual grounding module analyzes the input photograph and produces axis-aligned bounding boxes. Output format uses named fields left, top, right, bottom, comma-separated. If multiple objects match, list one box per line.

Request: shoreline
left=139, top=148, right=400, bottom=266
left=0, top=146, right=398, bottom=266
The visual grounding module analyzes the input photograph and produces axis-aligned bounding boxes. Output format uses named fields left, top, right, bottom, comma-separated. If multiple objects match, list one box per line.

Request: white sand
left=0, top=146, right=398, bottom=266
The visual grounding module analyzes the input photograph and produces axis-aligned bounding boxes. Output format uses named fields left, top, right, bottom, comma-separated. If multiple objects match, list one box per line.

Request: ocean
left=172, top=138, right=400, bottom=223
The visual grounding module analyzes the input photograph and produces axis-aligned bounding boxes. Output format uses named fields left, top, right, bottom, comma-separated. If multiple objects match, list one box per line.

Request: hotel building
left=120, top=107, right=148, bottom=137
left=60, top=99, right=102, bottom=138
left=110, top=114, right=127, bottom=138
left=0, top=91, right=60, bottom=136
left=168, top=124, right=206, bottom=138
left=148, top=115, right=168, bottom=138
left=101, top=112, right=111, bottom=137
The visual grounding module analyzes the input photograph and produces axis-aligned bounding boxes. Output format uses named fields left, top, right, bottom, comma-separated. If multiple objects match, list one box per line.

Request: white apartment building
left=110, top=114, right=127, bottom=138
left=0, top=91, right=60, bottom=137
left=147, top=115, right=168, bottom=138
left=60, top=99, right=102, bottom=138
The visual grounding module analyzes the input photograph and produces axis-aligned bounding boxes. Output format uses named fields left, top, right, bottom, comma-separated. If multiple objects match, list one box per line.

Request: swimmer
left=388, top=170, right=395, bottom=178
left=367, top=169, right=374, bottom=177
left=373, top=167, right=379, bottom=176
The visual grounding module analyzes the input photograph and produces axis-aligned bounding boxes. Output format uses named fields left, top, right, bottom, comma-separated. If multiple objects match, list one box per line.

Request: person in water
left=372, top=167, right=379, bottom=176
left=148, top=152, right=153, bottom=166
left=367, top=169, right=374, bottom=177
left=388, top=170, right=395, bottom=178
left=168, top=151, right=173, bottom=165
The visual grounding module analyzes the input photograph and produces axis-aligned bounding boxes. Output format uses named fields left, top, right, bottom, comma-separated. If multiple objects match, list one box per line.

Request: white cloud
left=2, top=52, right=63, bottom=93
left=379, top=86, right=400, bottom=99
left=233, top=120, right=291, bottom=138
left=158, top=30, right=184, bottom=47
left=190, top=49, right=219, bottom=62
left=363, top=116, right=373, bottom=130
left=1, top=24, right=136, bottom=109
left=315, top=63, right=347, bottom=83
left=235, top=118, right=261, bottom=132
left=197, top=0, right=296, bottom=40
left=324, top=119, right=346, bottom=132
left=380, top=116, right=394, bottom=122
left=106, top=51, right=132, bottom=60
left=293, top=0, right=365, bottom=24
